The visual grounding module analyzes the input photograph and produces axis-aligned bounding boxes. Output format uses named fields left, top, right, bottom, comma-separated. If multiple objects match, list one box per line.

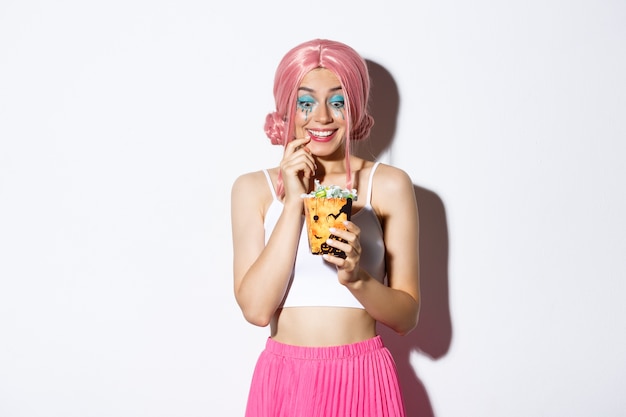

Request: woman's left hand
left=323, top=221, right=362, bottom=285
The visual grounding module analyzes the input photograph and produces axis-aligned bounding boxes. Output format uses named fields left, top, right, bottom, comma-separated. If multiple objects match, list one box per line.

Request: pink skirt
left=245, top=336, right=406, bottom=417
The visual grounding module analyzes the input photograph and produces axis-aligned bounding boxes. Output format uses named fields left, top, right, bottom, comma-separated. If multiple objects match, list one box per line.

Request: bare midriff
left=270, top=307, right=377, bottom=347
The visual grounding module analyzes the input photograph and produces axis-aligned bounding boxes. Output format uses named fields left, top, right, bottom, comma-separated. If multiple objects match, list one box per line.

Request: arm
left=232, top=137, right=316, bottom=327
left=231, top=173, right=297, bottom=327
left=324, top=165, right=420, bottom=335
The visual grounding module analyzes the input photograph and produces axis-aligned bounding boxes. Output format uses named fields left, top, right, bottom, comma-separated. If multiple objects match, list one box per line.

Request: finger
left=285, top=136, right=311, bottom=155
left=342, top=221, right=360, bottom=235
left=326, top=229, right=360, bottom=256
left=282, top=154, right=316, bottom=178
left=328, top=225, right=360, bottom=248
left=322, top=253, right=346, bottom=267
left=325, top=237, right=353, bottom=256
left=282, top=145, right=315, bottom=170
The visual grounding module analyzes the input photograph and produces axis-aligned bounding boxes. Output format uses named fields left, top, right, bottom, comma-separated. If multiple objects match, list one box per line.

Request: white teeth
left=309, top=130, right=333, bottom=137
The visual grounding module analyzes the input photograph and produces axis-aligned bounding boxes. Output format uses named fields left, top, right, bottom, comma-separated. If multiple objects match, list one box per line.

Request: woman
left=231, top=39, right=420, bottom=417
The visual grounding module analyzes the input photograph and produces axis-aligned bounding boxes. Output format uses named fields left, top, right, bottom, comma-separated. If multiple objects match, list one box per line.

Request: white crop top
left=263, top=162, right=386, bottom=309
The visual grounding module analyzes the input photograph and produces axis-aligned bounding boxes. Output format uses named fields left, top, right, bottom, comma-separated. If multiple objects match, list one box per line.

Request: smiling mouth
left=308, top=129, right=337, bottom=142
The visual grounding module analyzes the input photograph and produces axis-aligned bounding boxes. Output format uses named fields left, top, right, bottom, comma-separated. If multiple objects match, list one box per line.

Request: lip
left=307, top=129, right=337, bottom=143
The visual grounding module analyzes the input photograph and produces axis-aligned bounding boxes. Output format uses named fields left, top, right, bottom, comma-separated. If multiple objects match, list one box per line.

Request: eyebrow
left=298, top=86, right=343, bottom=93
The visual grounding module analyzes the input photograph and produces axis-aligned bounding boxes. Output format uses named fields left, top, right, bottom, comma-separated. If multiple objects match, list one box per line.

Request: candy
left=302, top=179, right=358, bottom=201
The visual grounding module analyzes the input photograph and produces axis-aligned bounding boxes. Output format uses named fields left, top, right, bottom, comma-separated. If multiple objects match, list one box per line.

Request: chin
left=310, top=147, right=343, bottom=159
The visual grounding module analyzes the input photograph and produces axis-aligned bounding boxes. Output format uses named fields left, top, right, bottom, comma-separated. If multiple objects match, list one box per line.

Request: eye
left=329, top=95, right=345, bottom=109
left=297, top=95, right=316, bottom=110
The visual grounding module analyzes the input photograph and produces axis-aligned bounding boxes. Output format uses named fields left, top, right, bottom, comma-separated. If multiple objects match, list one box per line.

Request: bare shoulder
left=231, top=169, right=276, bottom=210
left=370, top=163, right=417, bottom=216
left=373, top=163, right=415, bottom=194
left=232, top=169, right=270, bottom=195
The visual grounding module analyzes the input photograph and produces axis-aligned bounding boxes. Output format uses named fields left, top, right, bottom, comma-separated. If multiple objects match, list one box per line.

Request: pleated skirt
left=244, top=336, right=406, bottom=417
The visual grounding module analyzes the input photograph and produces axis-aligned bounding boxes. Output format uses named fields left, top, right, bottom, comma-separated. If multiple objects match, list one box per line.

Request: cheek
left=331, top=107, right=346, bottom=120
left=294, top=113, right=316, bottom=140
left=295, top=101, right=316, bottom=123
left=295, top=109, right=309, bottom=124
left=293, top=115, right=307, bottom=137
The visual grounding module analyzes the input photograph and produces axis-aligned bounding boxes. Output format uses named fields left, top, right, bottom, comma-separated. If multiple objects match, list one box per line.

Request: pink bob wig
left=264, top=39, right=374, bottom=197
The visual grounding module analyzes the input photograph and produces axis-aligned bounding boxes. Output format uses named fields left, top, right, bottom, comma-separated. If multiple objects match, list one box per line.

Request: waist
left=264, top=335, right=384, bottom=359
left=270, top=306, right=377, bottom=347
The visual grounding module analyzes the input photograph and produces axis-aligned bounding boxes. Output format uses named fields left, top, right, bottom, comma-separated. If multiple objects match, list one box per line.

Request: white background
left=1, top=1, right=625, bottom=416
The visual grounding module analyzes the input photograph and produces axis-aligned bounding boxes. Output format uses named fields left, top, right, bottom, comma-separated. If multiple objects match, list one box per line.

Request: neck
left=314, top=157, right=348, bottom=175
left=313, top=142, right=348, bottom=172
left=312, top=156, right=358, bottom=191
left=311, top=143, right=354, bottom=190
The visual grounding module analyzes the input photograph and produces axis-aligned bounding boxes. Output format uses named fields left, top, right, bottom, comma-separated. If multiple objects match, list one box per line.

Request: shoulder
left=370, top=163, right=416, bottom=215
left=231, top=168, right=276, bottom=203
left=232, top=168, right=276, bottom=192
left=232, top=170, right=263, bottom=192
left=372, top=163, right=414, bottom=193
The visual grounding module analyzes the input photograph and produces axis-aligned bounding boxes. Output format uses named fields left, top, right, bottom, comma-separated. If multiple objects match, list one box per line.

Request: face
left=294, top=68, right=347, bottom=157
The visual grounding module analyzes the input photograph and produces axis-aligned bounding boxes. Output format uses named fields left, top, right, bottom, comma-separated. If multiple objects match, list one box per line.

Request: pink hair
left=264, top=39, right=374, bottom=197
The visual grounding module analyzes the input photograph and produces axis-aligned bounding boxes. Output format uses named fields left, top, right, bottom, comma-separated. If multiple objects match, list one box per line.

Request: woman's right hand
left=279, top=135, right=316, bottom=205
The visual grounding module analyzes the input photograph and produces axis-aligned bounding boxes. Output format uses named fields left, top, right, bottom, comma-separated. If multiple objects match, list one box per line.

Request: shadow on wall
left=361, top=60, right=453, bottom=417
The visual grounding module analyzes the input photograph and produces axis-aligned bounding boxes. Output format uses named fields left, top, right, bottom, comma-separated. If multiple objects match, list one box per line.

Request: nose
left=315, top=103, right=333, bottom=124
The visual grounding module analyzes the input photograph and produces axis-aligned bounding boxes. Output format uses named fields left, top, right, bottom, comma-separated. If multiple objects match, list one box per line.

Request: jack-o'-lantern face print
left=303, top=197, right=352, bottom=259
